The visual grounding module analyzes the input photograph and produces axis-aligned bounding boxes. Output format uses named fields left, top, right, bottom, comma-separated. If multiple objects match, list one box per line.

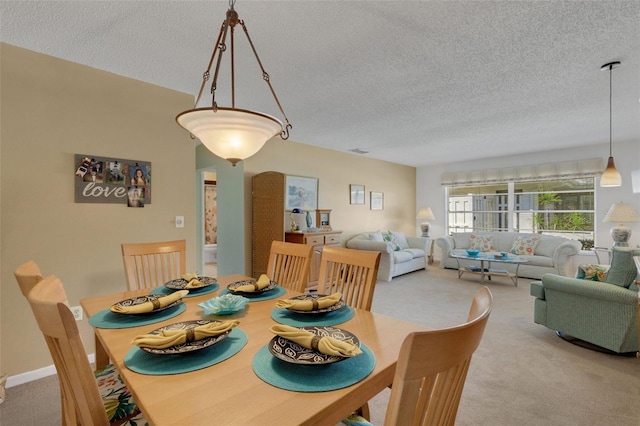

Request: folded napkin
left=269, top=324, right=362, bottom=357
left=110, top=290, right=188, bottom=314
left=231, top=274, right=271, bottom=293
left=276, top=292, right=342, bottom=311
left=181, top=273, right=204, bottom=289
left=131, top=320, right=240, bottom=349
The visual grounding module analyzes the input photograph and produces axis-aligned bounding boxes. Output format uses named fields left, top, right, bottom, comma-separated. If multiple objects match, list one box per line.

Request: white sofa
left=345, top=231, right=428, bottom=281
left=436, top=232, right=582, bottom=279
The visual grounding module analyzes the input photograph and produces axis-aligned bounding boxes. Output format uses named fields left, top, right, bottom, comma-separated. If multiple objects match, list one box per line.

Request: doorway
left=203, top=172, right=217, bottom=277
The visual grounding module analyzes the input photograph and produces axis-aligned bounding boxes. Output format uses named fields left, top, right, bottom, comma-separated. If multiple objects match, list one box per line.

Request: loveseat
left=346, top=231, right=428, bottom=281
left=530, top=247, right=639, bottom=353
left=436, top=232, right=582, bottom=279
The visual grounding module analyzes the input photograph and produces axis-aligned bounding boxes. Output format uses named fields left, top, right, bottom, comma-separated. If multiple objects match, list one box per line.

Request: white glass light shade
left=176, top=107, right=282, bottom=165
left=600, top=156, right=622, bottom=187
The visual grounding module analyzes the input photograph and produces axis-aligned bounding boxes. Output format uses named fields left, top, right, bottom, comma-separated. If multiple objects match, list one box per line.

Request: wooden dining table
left=81, top=274, right=425, bottom=426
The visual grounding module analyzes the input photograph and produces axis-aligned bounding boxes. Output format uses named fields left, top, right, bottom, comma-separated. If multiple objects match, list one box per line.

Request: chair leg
left=356, top=402, right=370, bottom=420
left=95, top=335, right=110, bottom=369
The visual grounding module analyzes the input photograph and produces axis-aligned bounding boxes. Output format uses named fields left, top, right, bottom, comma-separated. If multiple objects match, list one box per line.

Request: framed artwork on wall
left=316, top=209, right=332, bottom=230
left=350, top=184, right=365, bottom=205
left=285, top=175, right=318, bottom=210
left=370, top=191, right=383, bottom=210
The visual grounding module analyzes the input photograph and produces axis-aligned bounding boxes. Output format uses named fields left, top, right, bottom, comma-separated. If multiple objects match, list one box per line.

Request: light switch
left=176, top=216, right=184, bottom=228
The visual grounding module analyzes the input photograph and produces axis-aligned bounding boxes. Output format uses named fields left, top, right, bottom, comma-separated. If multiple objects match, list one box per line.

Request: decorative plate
left=164, top=276, right=217, bottom=290
left=227, top=280, right=278, bottom=295
left=285, top=294, right=346, bottom=315
left=139, top=320, right=231, bottom=355
left=268, top=326, right=360, bottom=365
left=198, top=294, right=249, bottom=315
left=110, top=295, right=182, bottom=315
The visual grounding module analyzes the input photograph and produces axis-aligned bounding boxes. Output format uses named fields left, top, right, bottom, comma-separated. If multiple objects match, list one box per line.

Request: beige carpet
left=1, top=266, right=639, bottom=425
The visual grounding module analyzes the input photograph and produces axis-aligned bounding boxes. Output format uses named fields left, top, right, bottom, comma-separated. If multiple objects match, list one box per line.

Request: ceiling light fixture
left=599, top=61, right=622, bottom=187
left=176, top=0, right=291, bottom=166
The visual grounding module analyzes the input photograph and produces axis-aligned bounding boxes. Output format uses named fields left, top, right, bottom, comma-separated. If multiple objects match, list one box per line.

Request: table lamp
left=416, top=207, right=436, bottom=237
left=603, top=202, right=640, bottom=247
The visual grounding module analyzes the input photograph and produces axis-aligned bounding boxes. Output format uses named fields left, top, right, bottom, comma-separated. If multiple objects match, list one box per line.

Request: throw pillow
left=605, top=248, right=640, bottom=288
left=391, top=232, right=409, bottom=249
left=510, top=236, right=540, bottom=255
left=382, top=231, right=402, bottom=251
left=370, top=230, right=384, bottom=242
left=575, top=264, right=610, bottom=282
left=469, top=234, right=495, bottom=252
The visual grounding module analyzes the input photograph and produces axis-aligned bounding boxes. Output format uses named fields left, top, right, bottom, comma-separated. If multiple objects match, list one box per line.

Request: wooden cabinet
left=285, top=230, right=342, bottom=290
left=252, top=172, right=285, bottom=278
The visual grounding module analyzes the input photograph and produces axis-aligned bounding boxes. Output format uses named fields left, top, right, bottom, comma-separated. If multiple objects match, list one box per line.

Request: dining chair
left=121, top=239, right=186, bottom=290
left=25, top=274, right=146, bottom=425
left=13, top=261, right=74, bottom=425
left=317, top=246, right=381, bottom=311
left=266, top=240, right=313, bottom=292
left=317, top=246, right=381, bottom=419
left=343, top=286, right=493, bottom=426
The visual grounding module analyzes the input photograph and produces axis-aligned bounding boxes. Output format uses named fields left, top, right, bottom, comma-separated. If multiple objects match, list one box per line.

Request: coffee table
left=450, top=251, right=529, bottom=286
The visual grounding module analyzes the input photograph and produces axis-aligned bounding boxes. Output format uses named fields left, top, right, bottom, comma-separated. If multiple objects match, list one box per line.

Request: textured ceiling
left=2, top=1, right=639, bottom=167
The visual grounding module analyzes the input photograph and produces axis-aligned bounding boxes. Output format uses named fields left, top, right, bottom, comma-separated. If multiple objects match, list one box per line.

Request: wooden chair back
left=14, top=260, right=43, bottom=297
left=317, top=246, right=381, bottom=311
left=384, top=286, right=493, bottom=426
left=266, top=241, right=313, bottom=292
left=27, top=275, right=111, bottom=425
left=121, top=239, right=186, bottom=290
left=14, top=261, right=76, bottom=425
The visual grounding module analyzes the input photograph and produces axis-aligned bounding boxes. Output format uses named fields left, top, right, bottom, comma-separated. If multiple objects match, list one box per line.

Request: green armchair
left=530, top=247, right=639, bottom=354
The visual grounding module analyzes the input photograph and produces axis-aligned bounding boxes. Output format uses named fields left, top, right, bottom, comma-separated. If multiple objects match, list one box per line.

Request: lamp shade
left=603, top=202, right=640, bottom=223
left=603, top=202, right=640, bottom=247
left=600, top=157, right=622, bottom=187
left=177, top=107, right=282, bottom=166
left=416, top=207, right=436, bottom=221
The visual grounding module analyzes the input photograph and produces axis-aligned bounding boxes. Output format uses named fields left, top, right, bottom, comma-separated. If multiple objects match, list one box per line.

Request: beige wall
left=1, top=44, right=417, bottom=379
left=243, top=138, right=417, bottom=274
left=0, top=44, right=196, bottom=377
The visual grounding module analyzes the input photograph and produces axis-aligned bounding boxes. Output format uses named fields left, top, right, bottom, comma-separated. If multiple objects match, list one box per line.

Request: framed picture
left=350, top=184, right=365, bottom=205
left=370, top=191, right=383, bottom=210
left=285, top=175, right=318, bottom=210
left=316, top=209, right=332, bottom=230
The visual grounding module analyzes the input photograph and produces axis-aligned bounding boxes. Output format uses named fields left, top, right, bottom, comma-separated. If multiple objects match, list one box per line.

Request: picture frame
left=285, top=175, right=318, bottom=211
left=370, top=191, right=383, bottom=210
left=350, top=184, right=365, bottom=205
left=316, top=209, right=332, bottom=230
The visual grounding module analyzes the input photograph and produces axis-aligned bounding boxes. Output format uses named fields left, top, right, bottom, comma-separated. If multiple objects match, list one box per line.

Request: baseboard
left=5, top=353, right=95, bottom=388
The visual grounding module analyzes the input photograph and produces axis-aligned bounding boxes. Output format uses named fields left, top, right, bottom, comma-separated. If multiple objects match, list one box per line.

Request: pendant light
left=176, top=0, right=292, bottom=166
left=599, top=61, right=621, bottom=187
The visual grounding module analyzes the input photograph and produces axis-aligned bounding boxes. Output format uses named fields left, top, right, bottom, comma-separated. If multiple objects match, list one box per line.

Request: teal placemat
left=219, top=286, right=286, bottom=301
left=270, top=306, right=355, bottom=327
left=252, top=344, right=375, bottom=392
left=88, top=303, right=186, bottom=329
left=150, top=284, right=219, bottom=298
left=124, top=328, right=248, bottom=375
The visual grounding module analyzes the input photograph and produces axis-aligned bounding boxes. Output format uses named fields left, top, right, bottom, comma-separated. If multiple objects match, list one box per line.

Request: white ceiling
left=2, top=1, right=639, bottom=167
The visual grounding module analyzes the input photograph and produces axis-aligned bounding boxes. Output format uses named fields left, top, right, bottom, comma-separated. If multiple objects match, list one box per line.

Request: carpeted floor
left=1, top=266, right=639, bottom=425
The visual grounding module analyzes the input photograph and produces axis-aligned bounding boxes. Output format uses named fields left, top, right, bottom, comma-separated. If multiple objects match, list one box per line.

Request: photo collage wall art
left=74, top=154, right=151, bottom=207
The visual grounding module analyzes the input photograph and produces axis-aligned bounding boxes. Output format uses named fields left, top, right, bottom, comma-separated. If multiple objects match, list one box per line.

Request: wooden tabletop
left=81, top=274, right=424, bottom=426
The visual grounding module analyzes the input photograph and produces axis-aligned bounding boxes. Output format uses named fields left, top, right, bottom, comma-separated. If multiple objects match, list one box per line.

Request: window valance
left=441, top=158, right=603, bottom=187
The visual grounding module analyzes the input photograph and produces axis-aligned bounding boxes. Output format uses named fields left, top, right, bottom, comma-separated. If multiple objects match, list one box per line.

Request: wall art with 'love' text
left=74, top=154, right=152, bottom=207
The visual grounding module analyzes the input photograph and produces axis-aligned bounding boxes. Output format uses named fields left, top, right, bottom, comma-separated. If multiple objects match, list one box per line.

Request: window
left=447, top=178, right=594, bottom=247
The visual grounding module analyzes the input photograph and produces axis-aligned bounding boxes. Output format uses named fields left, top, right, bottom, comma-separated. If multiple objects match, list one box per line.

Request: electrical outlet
left=70, top=305, right=83, bottom=321
left=176, top=216, right=184, bottom=228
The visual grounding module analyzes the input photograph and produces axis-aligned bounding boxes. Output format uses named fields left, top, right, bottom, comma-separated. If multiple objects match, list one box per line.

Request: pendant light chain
left=608, top=63, right=612, bottom=157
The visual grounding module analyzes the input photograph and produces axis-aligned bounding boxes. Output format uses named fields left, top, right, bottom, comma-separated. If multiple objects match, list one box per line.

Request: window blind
left=441, top=158, right=603, bottom=187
